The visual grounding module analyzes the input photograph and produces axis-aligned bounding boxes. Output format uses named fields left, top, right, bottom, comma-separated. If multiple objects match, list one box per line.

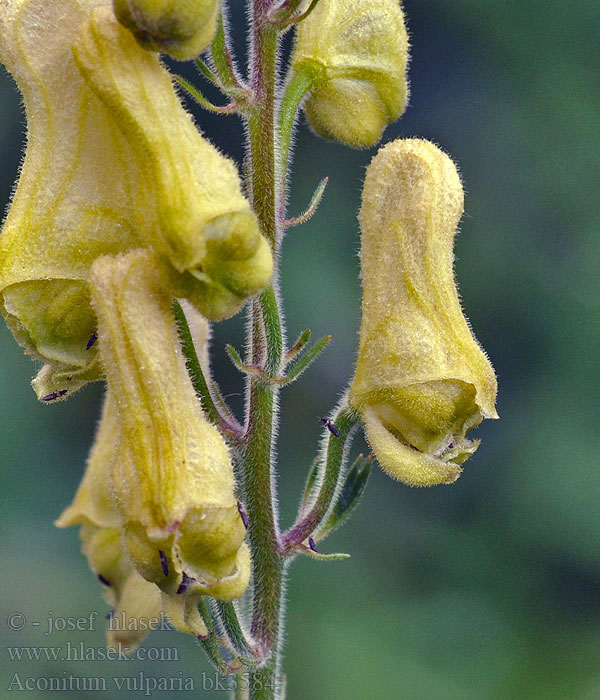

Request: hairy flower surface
left=113, top=0, right=219, bottom=60
left=74, top=7, right=273, bottom=321
left=0, top=0, right=144, bottom=400
left=350, top=139, right=497, bottom=486
left=0, top=0, right=272, bottom=404
left=56, top=392, right=165, bottom=650
left=292, top=0, right=409, bottom=148
left=89, top=250, right=250, bottom=603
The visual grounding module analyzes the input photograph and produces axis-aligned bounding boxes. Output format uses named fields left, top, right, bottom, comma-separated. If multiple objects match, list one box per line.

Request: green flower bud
left=74, top=7, right=273, bottom=320
left=350, top=139, right=498, bottom=486
left=89, top=250, right=250, bottom=601
left=291, top=0, right=409, bottom=148
left=0, top=0, right=144, bottom=400
left=113, top=0, right=219, bottom=60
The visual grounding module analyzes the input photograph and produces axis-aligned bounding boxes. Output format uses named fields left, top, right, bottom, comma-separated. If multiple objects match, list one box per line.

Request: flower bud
left=291, top=0, right=409, bottom=148
left=113, top=0, right=219, bottom=60
left=89, top=249, right=250, bottom=601
left=74, top=7, right=273, bottom=320
left=0, top=0, right=144, bottom=400
left=350, top=139, right=497, bottom=486
left=56, top=392, right=164, bottom=650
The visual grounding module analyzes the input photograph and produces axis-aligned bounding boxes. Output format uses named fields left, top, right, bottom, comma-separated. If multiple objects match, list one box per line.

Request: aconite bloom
left=56, top=392, right=165, bottom=650
left=74, top=7, right=273, bottom=321
left=113, top=0, right=219, bottom=60
left=0, top=0, right=144, bottom=400
left=350, top=139, right=497, bottom=486
left=89, top=250, right=250, bottom=604
left=291, top=0, right=409, bottom=148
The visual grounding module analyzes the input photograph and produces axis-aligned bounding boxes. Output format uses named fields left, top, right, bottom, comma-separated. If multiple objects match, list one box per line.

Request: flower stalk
left=238, top=1, right=286, bottom=696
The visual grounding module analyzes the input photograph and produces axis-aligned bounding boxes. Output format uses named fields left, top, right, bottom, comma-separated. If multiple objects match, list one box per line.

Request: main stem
left=243, top=2, right=285, bottom=698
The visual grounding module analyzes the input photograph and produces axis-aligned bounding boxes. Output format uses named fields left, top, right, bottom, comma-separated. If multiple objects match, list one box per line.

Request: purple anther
left=320, top=417, right=340, bottom=438
left=97, top=574, right=111, bottom=587
left=41, top=390, right=68, bottom=402
left=159, top=550, right=169, bottom=577
left=86, top=331, right=98, bottom=350
left=176, top=572, right=195, bottom=595
left=308, top=536, right=317, bottom=552
left=106, top=611, right=114, bottom=621
left=237, top=501, right=249, bottom=530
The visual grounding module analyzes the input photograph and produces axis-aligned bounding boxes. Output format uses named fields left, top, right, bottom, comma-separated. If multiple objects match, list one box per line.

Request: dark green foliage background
left=1, top=1, right=599, bottom=697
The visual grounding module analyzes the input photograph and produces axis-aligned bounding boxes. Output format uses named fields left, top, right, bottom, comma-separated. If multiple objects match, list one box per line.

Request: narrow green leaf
left=173, top=74, right=235, bottom=114
left=259, top=286, right=284, bottom=375
left=300, top=457, right=321, bottom=510
left=194, top=57, right=221, bottom=86
left=292, top=542, right=351, bottom=560
left=283, top=402, right=360, bottom=553
left=225, top=343, right=246, bottom=372
left=284, top=328, right=312, bottom=365
left=274, top=0, right=324, bottom=28
left=283, top=335, right=331, bottom=384
left=278, top=65, right=318, bottom=183
left=210, top=13, right=239, bottom=90
left=196, top=598, right=232, bottom=674
left=215, top=600, right=256, bottom=661
left=172, top=300, right=222, bottom=427
left=316, top=455, right=372, bottom=540
left=284, top=178, right=328, bottom=228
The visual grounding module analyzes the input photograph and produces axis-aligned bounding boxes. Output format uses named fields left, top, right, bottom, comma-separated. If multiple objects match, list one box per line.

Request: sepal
left=0, top=0, right=144, bottom=399
left=55, top=391, right=163, bottom=652
left=74, top=8, right=272, bottom=321
left=291, top=0, right=409, bottom=148
left=350, top=139, right=498, bottom=486
left=113, top=0, right=219, bottom=60
left=89, top=250, right=250, bottom=601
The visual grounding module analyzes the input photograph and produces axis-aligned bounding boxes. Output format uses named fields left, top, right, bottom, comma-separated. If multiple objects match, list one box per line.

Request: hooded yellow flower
left=89, top=249, right=250, bottom=603
left=0, top=0, right=144, bottom=401
left=74, top=6, right=273, bottom=320
left=0, top=0, right=272, bottom=404
left=291, top=0, right=409, bottom=148
left=350, top=139, right=498, bottom=486
left=56, top=392, right=165, bottom=651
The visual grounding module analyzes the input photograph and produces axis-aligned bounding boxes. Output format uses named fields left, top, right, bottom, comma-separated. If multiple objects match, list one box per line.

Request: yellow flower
left=113, top=0, right=219, bottom=60
left=0, top=0, right=144, bottom=401
left=291, top=0, right=409, bottom=148
left=74, top=7, right=273, bottom=321
left=350, top=139, right=498, bottom=486
left=0, top=0, right=272, bottom=404
left=88, top=249, right=250, bottom=602
left=56, top=392, right=165, bottom=651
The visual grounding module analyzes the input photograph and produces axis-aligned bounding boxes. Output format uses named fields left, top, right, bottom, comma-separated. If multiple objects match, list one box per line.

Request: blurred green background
left=1, top=0, right=599, bottom=698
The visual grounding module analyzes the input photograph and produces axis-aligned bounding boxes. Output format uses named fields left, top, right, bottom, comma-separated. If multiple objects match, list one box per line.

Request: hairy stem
left=283, top=403, right=359, bottom=552
left=242, top=1, right=285, bottom=697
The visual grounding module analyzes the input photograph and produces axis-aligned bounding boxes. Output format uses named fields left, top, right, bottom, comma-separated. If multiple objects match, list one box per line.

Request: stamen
left=86, top=331, right=98, bottom=350
left=237, top=501, right=249, bottom=530
left=176, top=572, right=195, bottom=595
left=41, top=390, right=67, bottom=402
left=159, top=549, right=169, bottom=577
